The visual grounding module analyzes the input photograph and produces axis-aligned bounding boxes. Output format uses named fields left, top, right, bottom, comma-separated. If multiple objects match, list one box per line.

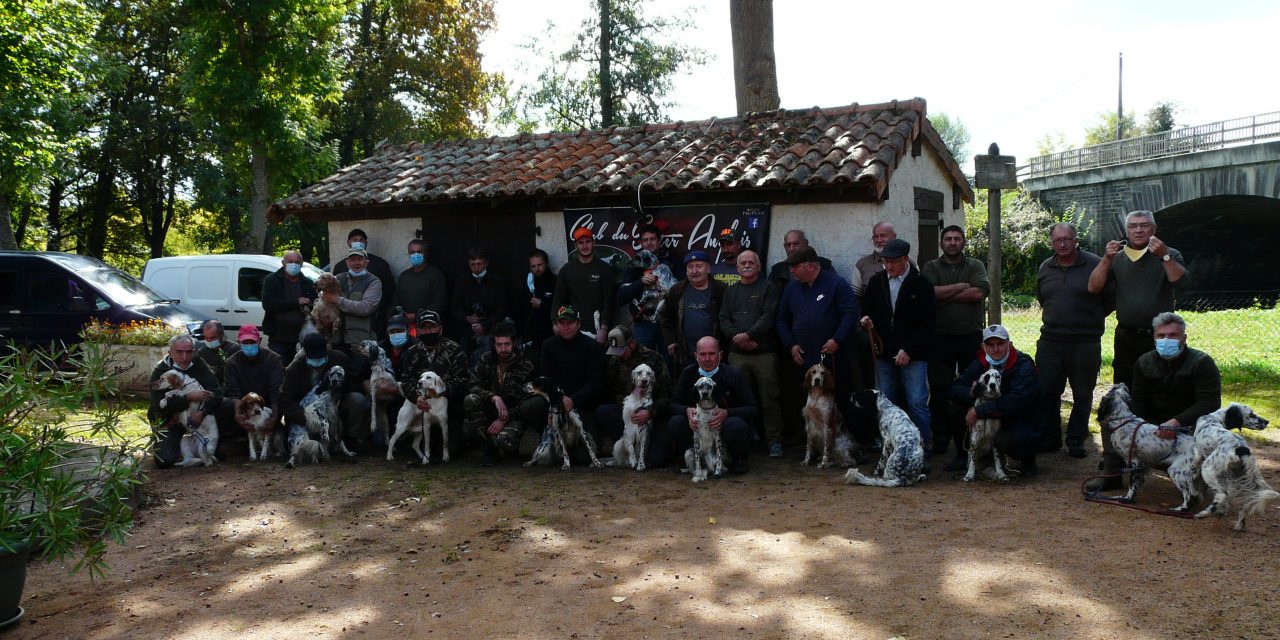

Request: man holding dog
left=398, top=310, right=471, bottom=440
left=949, top=325, right=1042, bottom=477
left=594, top=325, right=672, bottom=462
left=653, top=336, right=757, bottom=474
left=218, top=325, right=285, bottom=457
left=262, top=250, right=315, bottom=359
left=277, top=333, right=364, bottom=457
left=149, top=334, right=224, bottom=468
left=465, top=322, right=535, bottom=466
left=327, top=248, right=384, bottom=345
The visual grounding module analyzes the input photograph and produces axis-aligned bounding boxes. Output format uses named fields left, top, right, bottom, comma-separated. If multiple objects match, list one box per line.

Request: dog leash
left=1081, top=415, right=1195, bottom=518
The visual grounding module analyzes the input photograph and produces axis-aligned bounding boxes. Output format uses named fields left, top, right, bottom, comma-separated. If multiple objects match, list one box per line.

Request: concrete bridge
left=1022, top=112, right=1280, bottom=307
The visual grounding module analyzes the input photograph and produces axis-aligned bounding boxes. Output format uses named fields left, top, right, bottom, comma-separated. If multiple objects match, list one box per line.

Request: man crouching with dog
left=948, top=325, right=1043, bottom=478
left=652, top=336, right=757, bottom=474
left=465, top=321, right=536, bottom=466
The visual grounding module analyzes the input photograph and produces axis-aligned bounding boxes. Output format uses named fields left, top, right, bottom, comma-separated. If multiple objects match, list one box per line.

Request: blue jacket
left=776, top=270, right=859, bottom=359
left=949, top=348, right=1042, bottom=440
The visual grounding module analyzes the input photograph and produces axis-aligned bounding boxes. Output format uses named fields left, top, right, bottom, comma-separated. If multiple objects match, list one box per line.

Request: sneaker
left=945, top=454, right=967, bottom=472
left=1067, top=445, right=1087, bottom=459
left=768, top=442, right=784, bottom=458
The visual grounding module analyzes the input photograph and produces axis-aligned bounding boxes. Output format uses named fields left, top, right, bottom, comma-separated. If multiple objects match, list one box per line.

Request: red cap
left=237, top=325, right=261, bottom=342
left=572, top=227, right=593, bottom=241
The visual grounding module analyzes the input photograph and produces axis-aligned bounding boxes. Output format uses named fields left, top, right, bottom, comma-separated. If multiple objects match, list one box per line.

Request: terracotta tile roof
left=271, top=98, right=973, bottom=217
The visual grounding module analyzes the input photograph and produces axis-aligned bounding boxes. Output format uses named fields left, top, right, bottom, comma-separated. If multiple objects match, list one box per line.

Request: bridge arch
left=1155, top=194, right=1280, bottom=308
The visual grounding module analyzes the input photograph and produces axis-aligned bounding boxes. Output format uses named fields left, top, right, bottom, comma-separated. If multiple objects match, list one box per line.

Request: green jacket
left=468, top=351, right=535, bottom=406
left=398, top=338, right=471, bottom=403
left=605, top=344, right=672, bottom=409
left=1131, top=347, right=1221, bottom=427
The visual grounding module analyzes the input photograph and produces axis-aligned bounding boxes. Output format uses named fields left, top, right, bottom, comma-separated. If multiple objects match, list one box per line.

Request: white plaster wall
left=534, top=210, right=570, bottom=268
left=326, top=218, right=421, bottom=273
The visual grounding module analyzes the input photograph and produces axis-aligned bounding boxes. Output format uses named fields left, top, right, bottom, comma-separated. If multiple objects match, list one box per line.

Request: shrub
left=80, top=318, right=188, bottom=347
left=964, top=188, right=1090, bottom=296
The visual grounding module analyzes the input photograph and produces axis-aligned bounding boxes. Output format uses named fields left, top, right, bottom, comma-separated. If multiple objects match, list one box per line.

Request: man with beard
left=465, top=322, right=536, bottom=466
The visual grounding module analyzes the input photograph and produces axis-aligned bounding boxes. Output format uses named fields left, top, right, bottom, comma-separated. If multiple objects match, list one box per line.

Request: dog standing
left=612, top=364, right=654, bottom=471
left=801, top=363, right=849, bottom=469
left=1095, top=383, right=1202, bottom=511
left=684, top=376, right=725, bottom=482
left=388, top=370, right=449, bottom=464
left=524, top=377, right=604, bottom=470
left=845, top=389, right=926, bottom=487
left=239, top=392, right=275, bottom=461
left=1193, top=404, right=1275, bottom=531
left=154, top=370, right=221, bottom=468
left=965, top=368, right=1009, bottom=483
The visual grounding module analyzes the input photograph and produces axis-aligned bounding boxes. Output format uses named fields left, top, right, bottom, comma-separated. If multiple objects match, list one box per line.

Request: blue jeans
left=876, top=359, right=932, bottom=447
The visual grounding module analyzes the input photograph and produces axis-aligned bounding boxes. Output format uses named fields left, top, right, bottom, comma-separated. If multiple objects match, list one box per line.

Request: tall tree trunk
left=15, top=201, right=33, bottom=247
left=86, top=159, right=115, bottom=258
left=0, top=193, right=15, bottom=250
left=730, top=0, right=779, bottom=115
left=248, top=145, right=270, bottom=254
left=45, top=177, right=66, bottom=251
left=597, top=0, right=615, bottom=127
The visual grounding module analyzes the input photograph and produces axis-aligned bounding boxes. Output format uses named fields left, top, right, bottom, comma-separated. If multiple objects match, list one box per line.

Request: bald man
left=854, top=221, right=898, bottom=295
left=767, top=229, right=835, bottom=284
left=261, top=250, right=316, bottom=359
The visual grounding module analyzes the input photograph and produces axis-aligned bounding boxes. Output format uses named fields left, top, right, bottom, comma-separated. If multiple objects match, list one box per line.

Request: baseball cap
left=881, top=238, right=911, bottom=260
left=345, top=248, right=368, bottom=259
left=785, top=246, right=818, bottom=266
left=717, top=228, right=739, bottom=243
left=571, top=227, right=593, bottom=241
left=605, top=325, right=633, bottom=356
left=417, top=309, right=442, bottom=326
left=982, top=324, right=1011, bottom=342
left=237, top=325, right=261, bottom=342
left=386, top=309, right=409, bottom=330
left=683, top=250, right=712, bottom=266
left=554, top=305, right=580, bottom=321
left=302, top=333, right=328, bottom=359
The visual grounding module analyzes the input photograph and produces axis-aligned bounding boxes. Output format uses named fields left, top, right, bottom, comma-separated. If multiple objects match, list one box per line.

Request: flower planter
left=0, top=543, right=30, bottom=629
left=94, top=343, right=167, bottom=394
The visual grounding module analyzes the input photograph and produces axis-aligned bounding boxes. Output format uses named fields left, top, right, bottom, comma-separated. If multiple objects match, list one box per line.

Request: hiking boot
left=768, top=442, right=784, bottom=458
left=730, top=458, right=749, bottom=474
left=1018, top=461, right=1040, bottom=477
left=479, top=443, right=498, bottom=467
left=1083, top=475, right=1123, bottom=493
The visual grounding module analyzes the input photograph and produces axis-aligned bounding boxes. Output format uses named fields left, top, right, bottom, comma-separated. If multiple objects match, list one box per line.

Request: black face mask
left=420, top=332, right=442, bottom=347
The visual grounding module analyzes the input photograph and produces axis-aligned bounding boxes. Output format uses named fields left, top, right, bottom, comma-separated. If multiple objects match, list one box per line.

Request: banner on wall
left=561, top=204, right=771, bottom=274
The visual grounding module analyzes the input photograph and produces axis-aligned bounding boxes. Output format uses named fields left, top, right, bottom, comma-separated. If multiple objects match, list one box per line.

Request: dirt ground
left=11, top=433, right=1280, bottom=640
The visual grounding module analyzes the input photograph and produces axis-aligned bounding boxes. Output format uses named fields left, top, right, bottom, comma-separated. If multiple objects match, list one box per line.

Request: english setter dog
left=388, top=370, right=449, bottom=464
left=302, top=365, right=355, bottom=458
left=308, top=272, right=342, bottom=339
left=845, top=389, right=926, bottom=487
left=684, top=376, right=725, bottom=482
left=801, top=363, right=850, bottom=468
left=359, top=340, right=398, bottom=445
left=965, top=368, right=1009, bottom=483
left=1096, top=383, right=1201, bottom=511
left=524, top=377, right=604, bottom=470
left=611, top=364, right=654, bottom=471
left=1193, top=404, right=1275, bottom=531
left=629, top=250, right=676, bottom=322
left=286, top=429, right=329, bottom=468
left=239, top=392, right=275, bottom=461
left=154, top=370, right=220, bottom=467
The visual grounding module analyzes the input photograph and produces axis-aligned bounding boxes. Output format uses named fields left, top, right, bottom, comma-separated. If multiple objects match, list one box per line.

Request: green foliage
left=964, top=188, right=1088, bottom=296
left=928, top=112, right=971, bottom=168
left=1143, top=101, right=1178, bottom=134
left=1083, top=111, right=1139, bottom=146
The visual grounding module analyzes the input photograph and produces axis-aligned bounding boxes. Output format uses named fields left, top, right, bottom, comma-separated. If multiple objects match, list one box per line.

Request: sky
left=480, top=0, right=1280, bottom=168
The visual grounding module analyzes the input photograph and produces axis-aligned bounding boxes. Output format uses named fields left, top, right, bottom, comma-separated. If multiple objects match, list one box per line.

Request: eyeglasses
left=1051, top=237, right=1077, bottom=245
left=1126, top=222, right=1153, bottom=230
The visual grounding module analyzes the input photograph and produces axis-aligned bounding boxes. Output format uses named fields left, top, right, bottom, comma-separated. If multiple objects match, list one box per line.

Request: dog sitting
left=1193, top=404, right=1275, bottom=531
left=302, top=365, right=355, bottom=458
left=684, top=376, right=725, bottom=482
left=285, top=429, right=329, bottom=468
left=239, top=392, right=275, bottom=461
left=309, top=272, right=342, bottom=339
left=524, top=377, right=604, bottom=470
left=965, top=368, right=1009, bottom=483
left=1095, top=383, right=1201, bottom=511
left=154, top=369, right=220, bottom=467
left=388, top=370, right=449, bottom=464
left=801, top=363, right=851, bottom=469
left=612, top=364, right=654, bottom=471
left=845, top=389, right=926, bottom=487
left=359, top=340, right=398, bottom=445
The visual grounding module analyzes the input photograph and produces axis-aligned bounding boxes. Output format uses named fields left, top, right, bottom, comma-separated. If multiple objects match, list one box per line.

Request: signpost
left=973, top=143, right=1017, bottom=325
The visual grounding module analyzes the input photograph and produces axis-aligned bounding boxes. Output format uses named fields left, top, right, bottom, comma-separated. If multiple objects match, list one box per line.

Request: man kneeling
left=652, top=336, right=757, bottom=474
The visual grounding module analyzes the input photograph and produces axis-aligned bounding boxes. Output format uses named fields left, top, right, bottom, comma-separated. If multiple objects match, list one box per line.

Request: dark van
left=0, top=251, right=206, bottom=347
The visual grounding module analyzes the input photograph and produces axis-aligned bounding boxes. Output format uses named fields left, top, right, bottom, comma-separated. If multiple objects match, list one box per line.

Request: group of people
left=148, top=212, right=1223, bottom=486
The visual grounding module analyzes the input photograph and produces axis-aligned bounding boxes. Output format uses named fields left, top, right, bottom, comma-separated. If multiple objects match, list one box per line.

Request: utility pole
left=1116, top=52, right=1124, bottom=141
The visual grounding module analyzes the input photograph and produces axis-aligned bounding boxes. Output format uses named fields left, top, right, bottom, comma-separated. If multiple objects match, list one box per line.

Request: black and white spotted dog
left=285, top=429, right=329, bottom=468
left=611, top=364, right=654, bottom=471
left=302, top=365, right=355, bottom=458
left=524, top=377, right=604, bottom=470
left=965, top=368, right=1010, bottom=483
left=1096, top=383, right=1201, bottom=511
left=845, top=389, right=926, bottom=487
left=359, top=340, right=398, bottom=446
left=1193, top=404, right=1275, bottom=531
left=685, top=376, right=725, bottom=482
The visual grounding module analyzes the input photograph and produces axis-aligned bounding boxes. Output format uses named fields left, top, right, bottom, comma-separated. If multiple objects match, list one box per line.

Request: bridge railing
left=1023, top=111, right=1280, bottom=179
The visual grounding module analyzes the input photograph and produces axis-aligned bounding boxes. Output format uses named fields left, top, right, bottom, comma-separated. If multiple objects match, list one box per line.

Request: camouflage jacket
left=398, top=338, right=471, bottom=403
left=605, top=345, right=671, bottom=409
left=468, top=351, right=535, bottom=406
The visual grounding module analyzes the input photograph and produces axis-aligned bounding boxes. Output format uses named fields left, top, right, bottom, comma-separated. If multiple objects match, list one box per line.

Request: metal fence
left=1024, top=111, right=1280, bottom=179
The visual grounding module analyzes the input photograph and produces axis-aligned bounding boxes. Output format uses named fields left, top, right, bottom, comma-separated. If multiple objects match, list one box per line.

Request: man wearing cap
left=860, top=238, right=937, bottom=457
left=920, top=225, right=989, bottom=462
left=718, top=250, right=785, bottom=457
left=661, top=250, right=727, bottom=367
left=332, top=228, right=397, bottom=337
left=262, top=250, right=316, bottom=359
left=767, top=229, right=836, bottom=444
left=553, top=227, right=614, bottom=341
left=594, top=324, right=672, bottom=461
left=617, top=224, right=678, bottom=358
left=395, top=238, right=448, bottom=334
left=949, top=324, right=1043, bottom=477
left=278, top=333, right=361, bottom=457
left=219, top=325, right=286, bottom=456
left=397, top=310, right=472, bottom=457
left=450, top=247, right=510, bottom=369
left=710, top=228, right=744, bottom=286
left=326, top=248, right=383, bottom=345
left=465, top=321, right=536, bottom=466
left=776, top=245, right=866, bottom=446
left=149, top=334, right=223, bottom=468
left=653, top=336, right=757, bottom=474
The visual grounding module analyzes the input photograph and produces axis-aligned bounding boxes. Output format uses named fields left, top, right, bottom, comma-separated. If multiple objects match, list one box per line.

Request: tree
left=1084, top=111, right=1139, bottom=146
left=513, top=0, right=709, bottom=131
left=1144, top=101, right=1177, bottom=134
left=928, top=112, right=971, bottom=168
left=729, top=0, right=778, bottom=115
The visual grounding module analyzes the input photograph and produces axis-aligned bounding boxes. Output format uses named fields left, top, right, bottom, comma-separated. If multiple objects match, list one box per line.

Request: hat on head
left=554, top=305, right=580, bottom=321
left=386, top=309, right=408, bottom=330
left=417, top=309, right=442, bottom=327
left=683, top=250, right=712, bottom=266
left=347, top=228, right=367, bottom=240
left=302, top=333, right=328, bottom=359
left=605, top=325, right=633, bottom=356
left=785, top=246, right=818, bottom=266
left=982, top=324, right=1011, bottom=342
left=881, top=238, right=911, bottom=260
left=717, top=228, right=739, bottom=244
left=237, top=325, right=261, bottom=342
left=571, top=227, right=593, bottom=241
left=345, top=248, right=368, bottom=259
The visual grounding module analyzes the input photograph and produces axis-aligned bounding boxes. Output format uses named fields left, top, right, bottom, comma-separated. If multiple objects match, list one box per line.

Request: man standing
left=593, top=325, right=672, bottom=461
left=920, top=225, right=989, bottom=462
left=394, top=238, right=448, bottom=334
left=327, top=248, right=383, bottom=345
left=1035, top=222, right=1112, bottom=458
left=261, top=250, right=315, bottom=359
left=1088, top=210, right=1189, bottom=387
left=719, top=250, right=784, bottom=457
left=465, top=322, right=535, bottom=466
left=710, top=228, right=744, bottom=286
left=618, top=224, right=678, bottom=356
left=661, top=250, right=727, bottom=367
left=148, top=334, right=222, bottom=468
left=767, top=229, right=835, bottom=444
left=450, top=247, right=509, bottom=368
left=949, top=325, right=1042, bottom=477
left=332, top=228, right=397, bottom=337
left=853, top=221, right=899, bottom=294
left=524, top=249, right=557, bottom=369
left=653, top=336, right=757, bottom=474
left=553, top=227, right=614, bottom=341
left=767, top=229, right=833, bottom=284
left=397, top=310, right=471, bottom=456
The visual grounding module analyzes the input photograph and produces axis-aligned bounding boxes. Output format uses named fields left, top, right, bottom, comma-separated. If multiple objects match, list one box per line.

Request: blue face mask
left=349, top=267, right=367, bottom=277
left=306, top=357, right=327, bottom=368
left=987, top=354, right=1008, bottom=367
left=285, top=263, right=302, bottom=276
left=409, top=253, right=425, bottom=267
left=240, top=344, right=260, bottom=358
left=389, top=332, right=408, bottom=347
left=350, top=241, right=366, bottom=251
left=204, top=339, right=220, bottom=349
left=1155, top=338, right=1183, bottom=359
left=698, top=366, right=719, bottom=378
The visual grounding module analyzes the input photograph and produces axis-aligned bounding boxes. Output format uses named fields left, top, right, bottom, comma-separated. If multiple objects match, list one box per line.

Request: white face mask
left=350, top=241, right=366, bottom=251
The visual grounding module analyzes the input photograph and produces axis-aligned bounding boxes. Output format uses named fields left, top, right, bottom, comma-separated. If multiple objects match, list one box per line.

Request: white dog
left=965, top=368, right=1009, bottom=483
left=389, top=371, right=449, bottom=464
left=1095, top=383, right=1201, bottom=511
left=684, top=376, right=725, bottom=482
left=239, top=392, right=275, bottom=461
left=154, top=369, right=220, bottom=468
left=845, top=389, right=926, bottom=487
left=1193, top=403, right=1275, bottom=531
left=612, top=364, right=654, bottom=471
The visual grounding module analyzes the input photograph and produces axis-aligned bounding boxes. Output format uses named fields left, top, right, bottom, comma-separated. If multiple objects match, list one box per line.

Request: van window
left=0, top=270, right=17, bottom=306
left=238, top=267, right=271, bottom=302
left=188, top=265, right=230, bottom=303
left=27, top=270, right=98, bottom=312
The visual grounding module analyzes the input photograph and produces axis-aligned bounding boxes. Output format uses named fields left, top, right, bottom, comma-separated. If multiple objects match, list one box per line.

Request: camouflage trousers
left=464, top=394, right=547, bottom=452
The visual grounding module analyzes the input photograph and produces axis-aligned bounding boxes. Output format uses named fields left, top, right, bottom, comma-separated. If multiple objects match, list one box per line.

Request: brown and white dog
left=389, top=371, right=449, bottom=464
left=802, top=363, right=847, bottom=469
left=239, top=392, right=275, bottom=461
left=309, top=272, right=342, bottom=338
left=153, top=369, right=219, bottom=467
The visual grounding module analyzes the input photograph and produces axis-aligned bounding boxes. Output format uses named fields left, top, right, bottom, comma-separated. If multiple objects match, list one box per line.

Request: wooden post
left=973, top=142, right=1017, bottom=326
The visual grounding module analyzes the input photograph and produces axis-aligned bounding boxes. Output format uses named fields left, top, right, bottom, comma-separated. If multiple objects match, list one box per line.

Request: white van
left=142, top=254, right=325, bottom=332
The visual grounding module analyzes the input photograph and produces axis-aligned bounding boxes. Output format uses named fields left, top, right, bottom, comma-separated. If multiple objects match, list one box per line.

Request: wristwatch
left=1162, top=254, right=1172, bottom=262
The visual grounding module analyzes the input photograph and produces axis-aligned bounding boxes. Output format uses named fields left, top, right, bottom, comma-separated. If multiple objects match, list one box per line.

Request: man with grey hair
left=767, top=229, right=834, bottom=284
left=261, top=249, right=315, bottom=359
left=1035, top=222, right=1112, bottom=458
left=853, top=221, right=900, bottom=294
left=148, top=333, right=224, bottom=467
left=1088, top=210, right=1188, bottom=388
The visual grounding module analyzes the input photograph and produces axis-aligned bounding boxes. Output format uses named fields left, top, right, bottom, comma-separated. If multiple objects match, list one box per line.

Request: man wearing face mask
left=332, top=228, right=397, bottom=338
left=653, top=336, right=757, bottom=474
left=1133, top=314, right=1222, bottom=435
left=397, top=310, right=472, bottom=458
left=326, top=248, right=383, bottom=345
left=278, top=333, right=360, bottom=457
left=394, top=239, right=448, bottom=335
left=149, top=334, right=223, bottom=468
left=465, top=322, right=536, bottom=466
left=450, top=247, right=510, bottom=368
left=262, top=250, right=316, bottom=359
left=949, top=325, right=1043, bottom=477
left=196, top=319, right=241, bottom=384
left=219, top=325, right=286, bottom=456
